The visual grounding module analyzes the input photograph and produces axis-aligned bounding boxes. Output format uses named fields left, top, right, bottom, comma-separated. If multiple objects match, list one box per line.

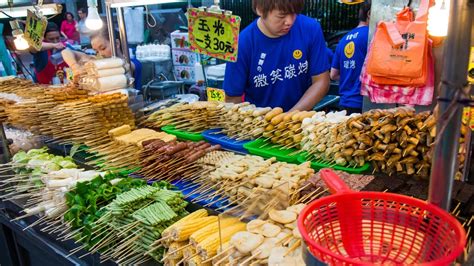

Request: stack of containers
left=170, top=30, right=202, bottom=83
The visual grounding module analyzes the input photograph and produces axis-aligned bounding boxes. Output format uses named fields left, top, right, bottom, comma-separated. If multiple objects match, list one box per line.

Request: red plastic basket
left=298, top=169, right=466, bottom=265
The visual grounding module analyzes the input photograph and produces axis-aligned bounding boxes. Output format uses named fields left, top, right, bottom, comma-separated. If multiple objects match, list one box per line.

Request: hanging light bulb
left=9, top=20, right=29, bottom=50
left=86, top=0, right=103, bottom=31
left=13, top=34, right=29, bottom=50
left=427, top=0, right=450, bottom=37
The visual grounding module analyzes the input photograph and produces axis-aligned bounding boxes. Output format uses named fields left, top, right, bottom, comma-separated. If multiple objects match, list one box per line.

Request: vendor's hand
left=70, top=63, right=85, bottom=83
left=53, top=43, right=65, bottom=50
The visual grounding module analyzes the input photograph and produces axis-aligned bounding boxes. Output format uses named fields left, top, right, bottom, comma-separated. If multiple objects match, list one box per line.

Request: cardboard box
left=172, top=48, right=200, bottom=66
left=171, top=30, right=190, bottom=49
left=174, top=66, right=196, bottom=82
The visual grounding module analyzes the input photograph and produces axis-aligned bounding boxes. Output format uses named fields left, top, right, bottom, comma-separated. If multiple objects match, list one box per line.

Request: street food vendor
left=62, top=28, right=142, bottom=90
left=330, top=0, right=371, bottom=114
left=223, top=0, right=330, bottom=111
left=31, top=22, right=67, bottom=84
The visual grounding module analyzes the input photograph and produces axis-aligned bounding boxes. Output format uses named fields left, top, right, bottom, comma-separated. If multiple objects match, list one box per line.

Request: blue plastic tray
left=202, top=129, right=250, bottom=154
left=171, top=179, right=231, bottom=210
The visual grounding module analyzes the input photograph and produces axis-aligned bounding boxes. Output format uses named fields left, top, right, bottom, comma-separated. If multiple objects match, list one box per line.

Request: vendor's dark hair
left=252, top=0, right=304, bottom=18
left=44, top=22, right=59, bottom=36
left=65, top=11, right=74, bottom=20
left=78, top=8, right=87, bottom=14
left=359, top=0, right=371, bottom=22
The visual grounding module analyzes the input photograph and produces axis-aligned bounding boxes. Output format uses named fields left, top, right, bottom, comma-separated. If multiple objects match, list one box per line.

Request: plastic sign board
left=24, top=9, right=47, bottom=51
left=206, top=87, right=225, bottom=102
left=188, top=8, right=241, bottom=62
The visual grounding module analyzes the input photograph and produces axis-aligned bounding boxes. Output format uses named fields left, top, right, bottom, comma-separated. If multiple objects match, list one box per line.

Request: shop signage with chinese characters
left=188, top=8, right=241, bottom=62
left=24, top=9, right=47, bottom=51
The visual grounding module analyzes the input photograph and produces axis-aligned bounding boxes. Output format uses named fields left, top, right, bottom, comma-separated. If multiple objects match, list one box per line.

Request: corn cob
left=163, top=209, right=208, bottom=238
left=166, top=241, right=187, bottom=260
left=171, top=216, right=219, bottom=241
left=187, top=255, right=211, bottom=266
left=189, top=217, right=240, bottom=246
left=197, top=222, right=246, bottom=259
left=183, top=245, right=197, bottom=258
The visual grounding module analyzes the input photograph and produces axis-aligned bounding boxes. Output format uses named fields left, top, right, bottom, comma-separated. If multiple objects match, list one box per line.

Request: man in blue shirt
left=330, top=1, right=371, bottom=114
left=224, top=0, right=330, bottom=111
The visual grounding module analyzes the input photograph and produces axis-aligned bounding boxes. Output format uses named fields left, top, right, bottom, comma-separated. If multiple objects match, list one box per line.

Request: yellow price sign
left=206, top=87, right=225, bottom=102
left=188, top=8, right=241, bottom=62
left=25, top=9, right=48, bottom=51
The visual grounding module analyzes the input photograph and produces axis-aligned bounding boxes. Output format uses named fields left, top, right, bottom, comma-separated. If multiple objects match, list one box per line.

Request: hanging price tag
left=24, top=9, right=48, bottom=51
left=206, top=87, right=225, bottom=102
left=188, top=8, right=241, bottom=62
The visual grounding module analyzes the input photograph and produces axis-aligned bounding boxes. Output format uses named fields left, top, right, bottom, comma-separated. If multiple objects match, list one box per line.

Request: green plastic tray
left=297, top=153, right=371, bottom=174
left=243, top=139, right=303, bottom=163
left=161, top=125, right=205, bottom=142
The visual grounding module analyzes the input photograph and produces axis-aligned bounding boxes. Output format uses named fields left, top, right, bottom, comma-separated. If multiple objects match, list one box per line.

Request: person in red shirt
left=30, top=22, right=67, bottom=84
left=60, top=12, right=79, bottom=44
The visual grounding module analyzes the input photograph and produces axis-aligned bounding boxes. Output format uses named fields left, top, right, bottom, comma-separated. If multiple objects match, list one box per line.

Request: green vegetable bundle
left=2, top=147, right=77, bottom=198
left=63, top=172, right=146, bottom=248
left=88, top=184, right=188, bottom=264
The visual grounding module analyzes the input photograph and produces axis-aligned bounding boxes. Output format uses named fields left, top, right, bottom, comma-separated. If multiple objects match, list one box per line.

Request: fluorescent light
left=107, top=0, right=186, bottom=8
left=0, top=4, right=62, bottom=18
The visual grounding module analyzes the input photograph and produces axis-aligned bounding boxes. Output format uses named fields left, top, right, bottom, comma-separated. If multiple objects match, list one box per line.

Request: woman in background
left=61, top=12, right=79, bottom=44
left=76, top=8, right=91, bottom=47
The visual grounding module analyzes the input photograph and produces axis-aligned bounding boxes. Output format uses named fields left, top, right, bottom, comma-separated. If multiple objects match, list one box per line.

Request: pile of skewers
left=83, top=185, right=188, bottom=264
left=86, top=125, right=176, bottom=171
left=158, top=210, right=245, bottom=265
left=301, top=111, right=360, bottom=166
left=137, top=139, right=221, bottom=182
left=0, top=148, right=77, bottom=202
left=144, top=101, right=220, bottom=133
left=346, top=108, right=434, bottom=178
left=262, top=109, right=316, bottom=150
left=187, top=152, right=315, bottom=211
left=0, top=77, right=45, bottom=98
left=5, top=87, right=89, bottom=133
left=215, top=102, right=272, bottom=140
left=222, top=204, right=307, bottom=265
left=8, top=168, right=103, bottom=227
left=46, top=93, right=135, bottom=145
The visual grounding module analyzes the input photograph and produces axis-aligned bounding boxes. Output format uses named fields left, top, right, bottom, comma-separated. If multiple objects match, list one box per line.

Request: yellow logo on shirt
left=344, top=41, right=355, bottom=59
left=293, top=49, right=303, bottom=60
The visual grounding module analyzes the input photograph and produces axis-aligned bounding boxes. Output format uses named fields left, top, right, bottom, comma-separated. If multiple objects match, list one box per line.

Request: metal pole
left=428, top=0, right=473, bottom=210
left=105, top=2, right=116, bottom=57
left=115, top=7, right=130, bottom=67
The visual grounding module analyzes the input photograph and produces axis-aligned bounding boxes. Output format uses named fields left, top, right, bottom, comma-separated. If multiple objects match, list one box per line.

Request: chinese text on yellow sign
left=188, top=8, right=241, bottom=62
